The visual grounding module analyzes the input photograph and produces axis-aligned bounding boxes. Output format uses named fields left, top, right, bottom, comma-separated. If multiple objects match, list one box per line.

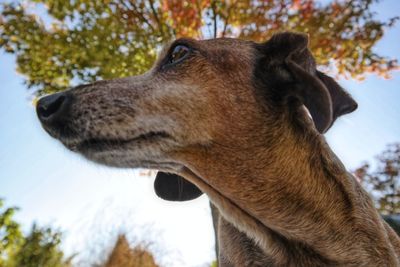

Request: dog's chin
left=59, top=131, right=177, bottom=169
left=76, top=131, right=171, bottom=152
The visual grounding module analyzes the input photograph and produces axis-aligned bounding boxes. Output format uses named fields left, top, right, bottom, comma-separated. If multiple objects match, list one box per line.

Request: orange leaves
left=162, top=0, right=208, bottom=37
left=1, top=0, right=399, bottom=95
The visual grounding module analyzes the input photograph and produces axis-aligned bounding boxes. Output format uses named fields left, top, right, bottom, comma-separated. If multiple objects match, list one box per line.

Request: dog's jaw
left=75, top=132, right=179, bottom=169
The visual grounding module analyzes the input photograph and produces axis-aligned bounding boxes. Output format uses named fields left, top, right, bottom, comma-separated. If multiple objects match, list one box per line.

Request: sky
left=0, top=1, right=399, bottom=267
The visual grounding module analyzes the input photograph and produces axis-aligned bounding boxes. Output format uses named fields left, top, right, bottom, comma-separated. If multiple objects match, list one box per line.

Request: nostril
left=37, top=93, right=71, bottom=122
left=38, top=95, right=66, bottom=118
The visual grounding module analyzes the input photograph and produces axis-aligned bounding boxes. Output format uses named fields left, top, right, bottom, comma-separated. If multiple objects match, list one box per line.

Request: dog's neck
left=178, top=124, right=400, bottom=265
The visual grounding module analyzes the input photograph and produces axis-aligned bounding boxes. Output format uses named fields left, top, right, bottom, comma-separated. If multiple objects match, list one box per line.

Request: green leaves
left=11, top=224, right=71, bottom=267
left=0, top=199, right=23, bottom=266
left=0, top=199, right=71, bottom=267
left=1, top=1, right=165, bottom=95
left=0, top=0, right=398, bottom=95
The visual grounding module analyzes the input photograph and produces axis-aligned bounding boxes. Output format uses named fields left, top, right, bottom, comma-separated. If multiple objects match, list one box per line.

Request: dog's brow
left=172, top=37, right=198, bottom=47
left=157, top=38, right=198, bottom=63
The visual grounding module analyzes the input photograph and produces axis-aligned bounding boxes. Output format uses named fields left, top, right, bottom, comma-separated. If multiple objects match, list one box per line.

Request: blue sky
left=0, top=1, right=399, bottom=267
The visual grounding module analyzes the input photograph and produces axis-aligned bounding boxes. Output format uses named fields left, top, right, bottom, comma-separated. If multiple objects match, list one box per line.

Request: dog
left=36, top=32, right=400, bottom=266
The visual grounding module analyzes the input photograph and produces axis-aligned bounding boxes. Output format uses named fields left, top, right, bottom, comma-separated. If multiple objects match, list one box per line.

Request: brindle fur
left=37, top=32, right=400, bottom=266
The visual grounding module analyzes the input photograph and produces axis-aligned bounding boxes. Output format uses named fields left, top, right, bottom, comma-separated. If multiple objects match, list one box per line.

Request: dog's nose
left=36, top=92, right=72, bottom=123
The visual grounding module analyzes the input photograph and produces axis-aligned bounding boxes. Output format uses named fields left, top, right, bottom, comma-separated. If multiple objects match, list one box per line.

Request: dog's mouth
left=75, top=131, right=171, bottom=152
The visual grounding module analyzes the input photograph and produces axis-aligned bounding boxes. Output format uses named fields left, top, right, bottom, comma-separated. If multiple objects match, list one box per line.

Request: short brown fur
left=37, top=33, right=400, bottom=266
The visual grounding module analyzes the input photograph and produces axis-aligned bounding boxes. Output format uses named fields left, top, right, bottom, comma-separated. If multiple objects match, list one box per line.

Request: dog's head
left=37, top=32, right=357, bottom=200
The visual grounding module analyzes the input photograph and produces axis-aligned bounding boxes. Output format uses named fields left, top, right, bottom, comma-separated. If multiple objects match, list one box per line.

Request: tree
left=355, top=143, right=400, bottom=215
left=9, top=224, right=72, bottom=267
left=0, top=199, right=71, bottom=267
left=0, top=0, right=398, bottom=95
left=103, top=235, right=158, bottom=267
left=0, top=199, right=23, bottom=266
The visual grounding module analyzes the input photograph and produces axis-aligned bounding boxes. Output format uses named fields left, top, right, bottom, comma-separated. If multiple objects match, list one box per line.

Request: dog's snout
left=36, top=92, right=72, bottom=123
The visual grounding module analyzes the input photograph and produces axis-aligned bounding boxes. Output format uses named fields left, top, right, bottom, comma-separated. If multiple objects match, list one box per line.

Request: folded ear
left=316, top=71, right=358, bottom=131
left=154, top=172, right=203, bottom=201
left=284, top=57, right=333, bottom=133
left=259, top=32, right=357, bottom=133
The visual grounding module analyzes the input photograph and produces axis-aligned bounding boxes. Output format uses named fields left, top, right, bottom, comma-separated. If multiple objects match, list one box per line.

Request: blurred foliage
left=0, top=199, right=23, bottom=266
left=356, top=143, right=400, bottom=215
left=103, top=235, right=158, bottom=267
left=0, top=0, right=398, bottom=95
left=8, top=224, right=72, bottom=267
left=0, top=199, right=71, bottom=267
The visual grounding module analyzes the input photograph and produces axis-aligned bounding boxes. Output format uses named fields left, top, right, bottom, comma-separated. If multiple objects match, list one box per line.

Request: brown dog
left=36, top=32, right=400, bottom=266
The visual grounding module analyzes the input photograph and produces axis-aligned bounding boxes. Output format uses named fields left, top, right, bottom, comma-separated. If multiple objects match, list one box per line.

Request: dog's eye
left=168, top=45, right=190, bottom=65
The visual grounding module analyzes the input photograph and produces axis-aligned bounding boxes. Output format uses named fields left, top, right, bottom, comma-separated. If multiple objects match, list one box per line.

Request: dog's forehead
left=199, top=37, right=254, bottom=49
left=159, top=37, right=255, bottom=58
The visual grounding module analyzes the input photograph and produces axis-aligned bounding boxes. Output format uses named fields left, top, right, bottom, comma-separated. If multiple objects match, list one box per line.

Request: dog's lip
left=76, top=131, right=171, bottom=152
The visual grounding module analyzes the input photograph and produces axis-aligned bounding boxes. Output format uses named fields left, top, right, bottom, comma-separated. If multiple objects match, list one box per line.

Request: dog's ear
left=259, top=32, right=357, bottom=133
left=316, top=71, right=358, bottom=131
left=154, top=172, right=203, bottom=201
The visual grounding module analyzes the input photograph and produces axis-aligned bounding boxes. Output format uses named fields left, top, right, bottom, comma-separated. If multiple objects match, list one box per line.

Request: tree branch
left=148, top=0, right=165, bottom=36
left=222, top=0, right=237, bottom=37
left=117, top=1, right=156, bottom=34
left=211, top=0, right=217, bottom=38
